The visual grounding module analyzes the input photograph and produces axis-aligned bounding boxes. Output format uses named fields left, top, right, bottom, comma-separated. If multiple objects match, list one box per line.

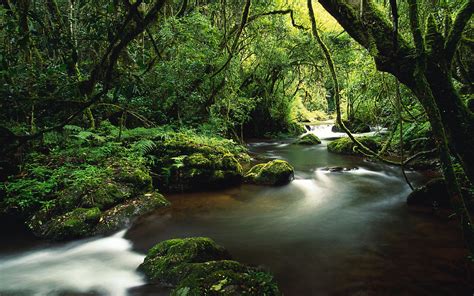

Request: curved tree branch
left=212, top=0, right=251, bottom=77
left=445, top=0, right=474, bottom=61
left=407, top=0, right=425, bottom=55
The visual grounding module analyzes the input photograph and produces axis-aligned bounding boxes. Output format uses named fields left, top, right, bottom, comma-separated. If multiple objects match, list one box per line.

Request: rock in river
left=244, top=160, right=294, bottom=186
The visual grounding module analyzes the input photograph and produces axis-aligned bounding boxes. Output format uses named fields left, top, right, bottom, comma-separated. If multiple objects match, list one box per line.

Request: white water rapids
left=0, top=230, right=145, bottom=296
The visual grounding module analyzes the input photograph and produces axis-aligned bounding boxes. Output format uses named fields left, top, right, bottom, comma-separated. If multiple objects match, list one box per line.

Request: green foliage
left=1, top=124, right=157, bottom=239
left=327, top=137, right=381, bottom=155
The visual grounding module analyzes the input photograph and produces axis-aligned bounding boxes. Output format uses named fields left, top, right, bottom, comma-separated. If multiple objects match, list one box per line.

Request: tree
left=315, top=0, right=474, bottom=250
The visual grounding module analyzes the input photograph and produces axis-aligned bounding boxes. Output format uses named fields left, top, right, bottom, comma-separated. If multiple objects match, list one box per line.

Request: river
left=0, top=125, right=472, bottom=295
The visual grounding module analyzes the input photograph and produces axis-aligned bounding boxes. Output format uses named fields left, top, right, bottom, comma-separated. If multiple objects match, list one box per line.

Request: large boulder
left=139, top=237, right=231, bottom=284
left=407, top=178, right=450, bottom=208
left=139, top=237, right=281, bottom=296
left=295, top=133, right=321, bottom=145
left=327, top=137, right=380, bottom=155
left=94, top=192, right=169, bottom=235
left=245, top=160, right=294, bottom=186
left=37, top=207, right=102, bottom=240
left=148, top=134, right=247, bottom=192
left=30, top=192, right=169, bottom=240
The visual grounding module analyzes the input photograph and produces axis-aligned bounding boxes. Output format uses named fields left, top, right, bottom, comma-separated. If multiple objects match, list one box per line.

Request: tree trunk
left=317, top=0, right=474, bottom=185
left=424, top=58, right=474, bottom=184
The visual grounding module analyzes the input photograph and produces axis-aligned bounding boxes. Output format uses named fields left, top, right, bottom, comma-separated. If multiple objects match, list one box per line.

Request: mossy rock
left=111, top=159, right=153, bottom=193
left=287, top=122, right=306, bottom=136
left=139, top=237, right=231, bottom=284
left=154, top=151, right=244, bottom=192
left=147, top=133, right=248, bottom=192
left=139, top=237, right=281, bottom=296
left=245, top=160, right=294, bottom=186
left=221, top=153, right=242, bottom=172
left=86, top=182, right=132, bottom=210
left=295, top=133, right=321, bottom=145
left=94, top=191, right=170, bottom=235
left=407, top=178, right=452, bottom=208
left=327, top=137, right=380, bottom=155
left=31, top=192, right=169, bottom=240
left=184, top=153, right=214, bottom=169
left=331, top=119, right=370, bottom=133
left=407, top=178, right=474, bottom=211
left=33, top=207, right=101, bottom=240
left=172, top=260, right=281, bottom=296
left=56, top=180, right=132, bottom=212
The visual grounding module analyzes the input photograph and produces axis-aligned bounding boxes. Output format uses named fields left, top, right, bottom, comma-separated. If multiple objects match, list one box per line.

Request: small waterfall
left=307, top=124, right=388, bottom=140
left=0, top=230, right=145, bottom=296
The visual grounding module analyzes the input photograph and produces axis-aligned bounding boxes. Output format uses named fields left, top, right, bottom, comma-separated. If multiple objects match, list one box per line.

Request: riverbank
left=1, top=126, right=473, bottom=295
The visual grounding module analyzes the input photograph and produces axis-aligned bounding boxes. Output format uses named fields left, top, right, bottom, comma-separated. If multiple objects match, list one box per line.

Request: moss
left=85, top=182, right=132, bottom=209
left=34, top=207, right=101, bottom=240
left=185, top=153, right=213, bottom=169
left=287, top=121, right=306, bottom=136
left=221, top=153, right=242, bottom=173
left=139, top=237, right=281, bottom=296
left=245, top=163, right=265, bottom=177
left=94, top=191, right=170, bottom=235
left=295, top=133, right=321, bottom=145
left=107, top=157, right=153, bottom=193
left=245, top=160, right=294, bottom=186
left=331, top=119, right=370, bottom=133
left=139, top=237, right=231, bottom=284
left=151, top=136, right=246, bottom=192
left=172, top=261, right=280, bottom=296
left=327, top=137, right=380, bottom=155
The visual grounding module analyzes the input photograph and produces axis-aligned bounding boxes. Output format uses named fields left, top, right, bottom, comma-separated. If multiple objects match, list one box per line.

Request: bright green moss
left=327, top=137, right=380, bottom=155
left=245, top=160, right=294, bottom=186
left=295, top=133, right=321, bottom=145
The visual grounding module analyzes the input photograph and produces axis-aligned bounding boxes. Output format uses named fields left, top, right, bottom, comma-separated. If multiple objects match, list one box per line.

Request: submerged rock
left=139, top=237, right=281, bottom=296
left=322, top=166, right=358, bottom=173
left=327, top=137, right=380, bottom=155
left=407, top=178, right=450, bottom=208
left=245, top=160, right=294, bottom=186
left=295, top=133, right=321, bottom=145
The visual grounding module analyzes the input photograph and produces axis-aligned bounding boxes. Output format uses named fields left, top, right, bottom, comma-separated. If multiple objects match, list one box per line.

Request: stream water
left=1, top=125, right=472, bottom=295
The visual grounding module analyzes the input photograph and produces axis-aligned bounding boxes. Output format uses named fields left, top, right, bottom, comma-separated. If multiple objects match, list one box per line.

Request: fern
left=171, top=155, right=186, bottom=169
left=73, top=131, right=105, bottom=144
left=132, top=139, right=157, bottom=155
left=63, top=125, right=83, bottom=134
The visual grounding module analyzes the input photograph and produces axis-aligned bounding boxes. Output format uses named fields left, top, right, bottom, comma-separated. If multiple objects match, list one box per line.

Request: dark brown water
left=1, top=126, right=473, bottom=295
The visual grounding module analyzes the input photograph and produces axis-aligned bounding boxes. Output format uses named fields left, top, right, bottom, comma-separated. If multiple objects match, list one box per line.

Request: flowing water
left=1, top=125, right=472, bottom=295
